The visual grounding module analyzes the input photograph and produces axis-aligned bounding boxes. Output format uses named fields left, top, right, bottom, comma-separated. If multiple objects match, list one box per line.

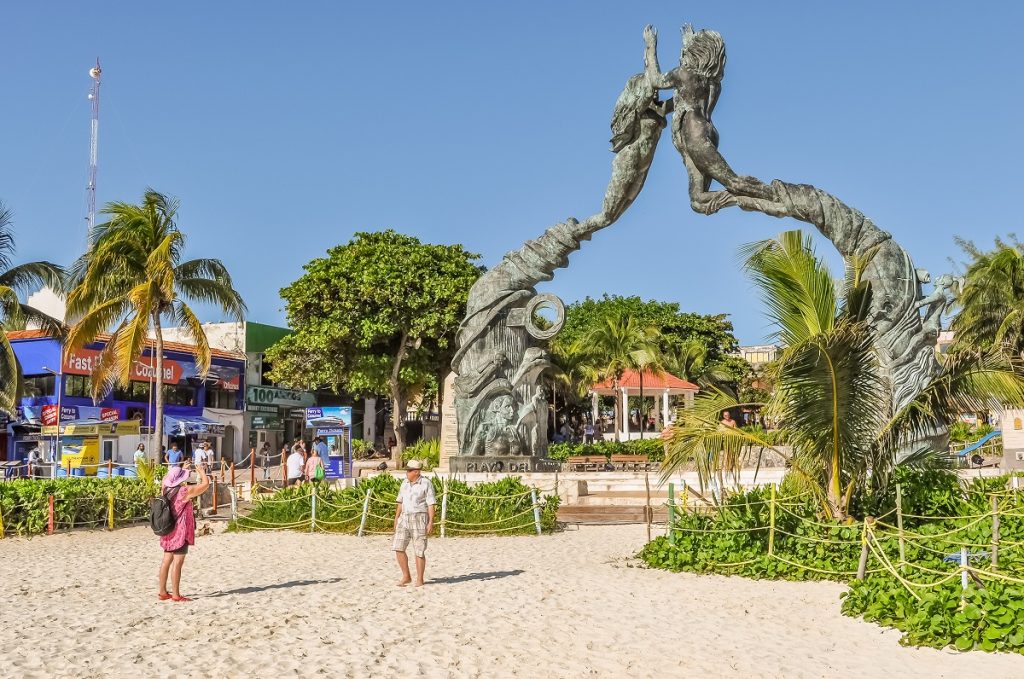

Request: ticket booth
left=304, top=406, right=352, bottom=478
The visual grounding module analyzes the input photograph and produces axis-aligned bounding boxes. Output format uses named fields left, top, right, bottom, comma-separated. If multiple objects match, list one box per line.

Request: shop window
left=23, top=374, right=56, bottom=398
left=206, top=387, right=237, bottom=410
left=113, top=381, right=151, bottom=402
left=163, top=384, right=196, bottom=406
left=64, top=374, right=92, bottom=398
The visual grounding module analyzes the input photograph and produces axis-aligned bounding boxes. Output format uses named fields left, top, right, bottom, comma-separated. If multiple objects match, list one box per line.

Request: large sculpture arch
left=450, top=25, right=953, bottom=472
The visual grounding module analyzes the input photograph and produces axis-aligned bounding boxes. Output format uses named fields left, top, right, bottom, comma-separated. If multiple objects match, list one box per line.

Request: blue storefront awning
left=164, top=415, right=226, bottom=437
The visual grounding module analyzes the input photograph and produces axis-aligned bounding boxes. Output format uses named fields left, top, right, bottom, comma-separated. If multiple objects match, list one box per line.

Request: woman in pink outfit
left=158, top=463, right=209, bottom=602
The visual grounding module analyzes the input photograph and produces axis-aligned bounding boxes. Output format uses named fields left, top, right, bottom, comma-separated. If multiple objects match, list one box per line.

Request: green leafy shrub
left=548, top=439, right=664, bottom=462
left=0, top=478, right=155, bottom=535
left=352, top=438, right=374, bottom=459
left=230, top=473, right=559, bottom=535
left=401, top=438, right=440, bottom=470
left=639, top=471, right=1024, bottom=654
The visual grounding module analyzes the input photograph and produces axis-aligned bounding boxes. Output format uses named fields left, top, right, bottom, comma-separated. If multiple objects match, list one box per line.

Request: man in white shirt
left=393, top=459, right=436, bottom=587
left=286, top=447, right=305, bottom=486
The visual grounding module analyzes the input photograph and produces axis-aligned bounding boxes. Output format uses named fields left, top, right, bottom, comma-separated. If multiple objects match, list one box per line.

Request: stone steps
left=557, top=505, right=667, bottom=524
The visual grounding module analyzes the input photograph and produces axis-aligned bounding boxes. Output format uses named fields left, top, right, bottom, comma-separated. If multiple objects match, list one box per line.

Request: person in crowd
left=720, top=409, right=737, bottom=428
left=314, top=436, right=329, bottom=459
left=393, top=459, right=435, bottom=587
left=259, top=442, right=270, bottom=467
left=157, top=462, right=209, bottom=602
left=27, top=446, right=42, bottom=476
left=134, top=443, right=147, bottom=466
left=305, top=446, right=325, bottom=483
left=166, top=442, right=183, bottom=467
left=584, top=420, right=595, bottom=445
left=286, top=444, right=305, bottom=486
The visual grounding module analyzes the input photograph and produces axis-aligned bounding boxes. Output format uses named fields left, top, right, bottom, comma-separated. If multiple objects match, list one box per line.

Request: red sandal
left=171, top=596, right=192, bottom=602
left=158, top=593, right=172, bottom=601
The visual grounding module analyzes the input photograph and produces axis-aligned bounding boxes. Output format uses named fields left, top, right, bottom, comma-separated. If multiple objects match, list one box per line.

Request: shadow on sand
left=202, top=577, right=344, bottom=598
left=428, top=570, right=525, bottom=585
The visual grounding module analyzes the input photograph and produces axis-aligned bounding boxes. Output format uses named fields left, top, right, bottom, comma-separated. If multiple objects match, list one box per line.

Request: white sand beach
left=2, top=524, right=1023, bottom=679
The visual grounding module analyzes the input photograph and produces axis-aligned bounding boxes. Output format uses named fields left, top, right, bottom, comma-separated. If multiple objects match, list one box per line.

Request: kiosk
left=304, top=406, right=352, bottom=478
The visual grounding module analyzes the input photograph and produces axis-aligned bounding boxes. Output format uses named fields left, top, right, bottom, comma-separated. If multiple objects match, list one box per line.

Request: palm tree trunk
left=152, top=312, right=165, bottom=464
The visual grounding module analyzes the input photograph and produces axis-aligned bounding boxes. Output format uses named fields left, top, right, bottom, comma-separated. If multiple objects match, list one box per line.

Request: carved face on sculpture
left=489, top=395, right=515, bottom=426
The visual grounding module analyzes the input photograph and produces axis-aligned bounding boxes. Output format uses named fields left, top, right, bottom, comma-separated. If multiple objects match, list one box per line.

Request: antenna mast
left=86, top=59, right=101, bottom=231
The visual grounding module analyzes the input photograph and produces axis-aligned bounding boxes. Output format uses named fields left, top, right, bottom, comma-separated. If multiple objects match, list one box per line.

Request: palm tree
left=548, top=338, right=598, bottom=434
left=0, top=201, right=65, bottom=414
left=952, top=236, right=1024, bottom=356
left=584, top=312, right=661, bottom=441
left=65, top=190, right=246, bottom=461
left=664, top=230, right=1024, bottom=519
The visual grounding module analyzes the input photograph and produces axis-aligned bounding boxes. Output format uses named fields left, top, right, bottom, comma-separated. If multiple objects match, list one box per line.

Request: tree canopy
left=265, top=230, right=482, bottom=449
left=559, top=294, right=745, bottom=384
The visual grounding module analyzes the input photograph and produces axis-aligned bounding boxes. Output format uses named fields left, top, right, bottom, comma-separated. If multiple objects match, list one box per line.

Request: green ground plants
left=548, top=439, right=664, bottom=462
left=0, top=478, right=155, bottom=535
left=638, top=470, right=1024, bottom=653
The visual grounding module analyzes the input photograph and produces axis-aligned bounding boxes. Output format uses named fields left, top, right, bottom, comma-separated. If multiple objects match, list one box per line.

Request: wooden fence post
left=358, top=489, right=373, bottom=537
left=768, top=483, right=776, bottom=556
left=895, top=483, right=906, bottom=573
left=310, top=484, right=317, bottom=533
left=48, top=495, right=55, bottom=535
left=281, top=457, right=287, bottom=487
left=531, top=488, right=542, bottom=536
left=107, top=459, right=113, bottom=478
left=440, top=480, right=448, bottom=538
left=212, top=480, right=218, bottom=515
left=667, top=482, right=676, bottom=545
left=856, top=518, right=871, bottom=580
left=644, top=472, right=652, bottom=543
left=250, top=456, right=256, bottom=491
left=992, top=495, right=1000, bottom=571
left=0, top=500, right=5, bottom=538
left=107, top=491, right=115, bottom=530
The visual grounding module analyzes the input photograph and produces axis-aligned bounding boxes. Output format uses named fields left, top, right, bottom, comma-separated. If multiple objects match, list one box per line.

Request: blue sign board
left=305, top=406, right=353, bottom=478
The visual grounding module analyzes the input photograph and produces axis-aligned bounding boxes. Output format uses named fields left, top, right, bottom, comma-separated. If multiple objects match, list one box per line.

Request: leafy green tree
left=952, top=236, right=1024, bottom=356
left=561, top=294, right=740, bottom=390
left=664, top=230, right=1024, bottom=520
left=582, top=312, right=661, bottom=441
left=66, top=190, right=246, bottom=459
left=0, top=201, right=65, bottom=414
left=265, top=230, right=482, bottom=453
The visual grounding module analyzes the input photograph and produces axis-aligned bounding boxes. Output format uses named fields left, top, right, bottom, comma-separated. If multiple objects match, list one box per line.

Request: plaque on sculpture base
left=450, top=456, right=561, bottom=475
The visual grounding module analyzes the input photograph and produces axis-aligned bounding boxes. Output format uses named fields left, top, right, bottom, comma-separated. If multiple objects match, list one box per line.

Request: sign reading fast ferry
left=63, top=348, right=184, bottom=384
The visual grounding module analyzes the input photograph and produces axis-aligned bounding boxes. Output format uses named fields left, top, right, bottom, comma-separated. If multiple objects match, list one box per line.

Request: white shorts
left=392, top=512, right=429, bottom=557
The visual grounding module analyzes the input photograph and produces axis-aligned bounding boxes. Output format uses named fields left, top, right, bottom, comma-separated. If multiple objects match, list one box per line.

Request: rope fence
left=657, top=478, right=1024, bottom=599
left=233, top=480, right=552, bottom=537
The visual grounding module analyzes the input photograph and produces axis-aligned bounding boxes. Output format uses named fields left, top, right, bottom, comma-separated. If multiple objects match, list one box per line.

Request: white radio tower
left=86, top=59, right=101, bottom=231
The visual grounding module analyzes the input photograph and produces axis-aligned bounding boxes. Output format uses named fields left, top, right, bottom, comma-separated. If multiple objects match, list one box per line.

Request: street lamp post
left=42, top=365, right=63, bottom=480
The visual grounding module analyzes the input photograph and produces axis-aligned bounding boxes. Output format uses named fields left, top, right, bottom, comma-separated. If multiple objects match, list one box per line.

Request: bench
left=564, top=455, right=655, bottom=472
left=608, top=455, right=654, bottom=471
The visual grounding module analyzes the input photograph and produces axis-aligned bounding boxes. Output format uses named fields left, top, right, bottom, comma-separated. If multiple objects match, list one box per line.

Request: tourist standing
left=584, top=421, right=595, bottom=445
left=393, top=459, right=436, bottom=587
left=133, top=443, right=147, bottom=466
left=166, top=443, right=183, bottom=467
left=286, top=445, right=305, bottom=486
left=720, top=410, right=737, bottom=428
left=157, top=462, right=209, bottom=602
left=305, top=446, right=325, bottom=483
left=314, top=436, right=328, bottom=459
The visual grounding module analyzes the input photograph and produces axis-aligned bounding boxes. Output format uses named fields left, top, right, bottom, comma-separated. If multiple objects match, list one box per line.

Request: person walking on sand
left=158, top=462, right=209, bottom=602
left=393, top=459, right=436, bottom=587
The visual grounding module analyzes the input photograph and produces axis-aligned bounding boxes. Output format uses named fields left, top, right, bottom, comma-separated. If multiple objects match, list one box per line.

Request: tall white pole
left=86, top=60, right=101, bottom=232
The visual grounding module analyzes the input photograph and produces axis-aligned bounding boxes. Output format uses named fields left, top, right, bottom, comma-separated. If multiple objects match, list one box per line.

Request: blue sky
left=4, top=2, right=1022, bottom=345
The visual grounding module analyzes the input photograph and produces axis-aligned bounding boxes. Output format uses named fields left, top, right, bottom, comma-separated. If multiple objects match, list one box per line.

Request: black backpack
left=150, top=486, right=181, bottom=536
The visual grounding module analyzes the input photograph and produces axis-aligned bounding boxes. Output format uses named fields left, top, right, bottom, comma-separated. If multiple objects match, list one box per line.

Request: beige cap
left=406, top=459, right=423, bottom=470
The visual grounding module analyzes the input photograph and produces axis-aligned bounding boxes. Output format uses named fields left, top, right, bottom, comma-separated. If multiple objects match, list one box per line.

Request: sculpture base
left=449, top=456, right=561, bottom=474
